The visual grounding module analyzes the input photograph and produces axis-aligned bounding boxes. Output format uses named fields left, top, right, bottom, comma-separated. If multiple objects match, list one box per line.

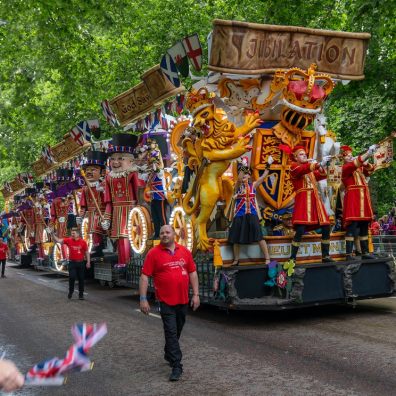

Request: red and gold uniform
left=341, top=145, right=377, bottom=259
left=281, top=145, right=333, bottom=262
left=342, top=155, right=374, bottom=224
left=290, top=161, right=330, bottom=229
left=80, top=183, right=106, bottom=235
left=10, top=216, right=22, bottom=255
left=50, top=197, right=69, bottom=238
left=50, top=197, right=70, bottom=259
left=33, top=204, right=46, bottom=259
left=104, top=133, right=140, bottom=266
left=21, top=207, right=35, bottom=248
left=104, top=171, right=139, bottom=238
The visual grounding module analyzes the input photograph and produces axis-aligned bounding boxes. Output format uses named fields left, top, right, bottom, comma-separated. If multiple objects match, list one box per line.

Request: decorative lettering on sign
left=245, top=38, right=356, bottom=66
left=209, top=21, right=370, bottom=79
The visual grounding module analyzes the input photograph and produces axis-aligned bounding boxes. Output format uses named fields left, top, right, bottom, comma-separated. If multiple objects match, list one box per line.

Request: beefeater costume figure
left=50, top=169, right=74, bottom=259
left=285, top=145, right=334, bottom=262
left=79, top=150, right=108, bottom=257
left=21, top=188, right=36, bottom=250
left=341, top=144, right=377, bottom=260
left=33, top=183, right=47, bottom=260
left=101, top=133, right=141, bottom=267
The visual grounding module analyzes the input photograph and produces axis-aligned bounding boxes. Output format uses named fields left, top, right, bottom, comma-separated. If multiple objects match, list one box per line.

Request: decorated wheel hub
left=169, top=206, right=194, bottom=252
left=128, top=206, right=152, bottom=254
left=81, top=217, right=93, bottom=253
left=53, top=243, right=68, bottom=272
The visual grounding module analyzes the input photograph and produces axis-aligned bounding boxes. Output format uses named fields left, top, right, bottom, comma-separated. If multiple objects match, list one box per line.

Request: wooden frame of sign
left=209, top=19, right=371, bottom=80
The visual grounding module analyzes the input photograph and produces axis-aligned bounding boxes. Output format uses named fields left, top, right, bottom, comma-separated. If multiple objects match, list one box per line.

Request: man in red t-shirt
left=140, top=225, right=199, bottom=382
left=0, top=237, right=9, bottom=278
left=51, top=228, right=90, bottom=300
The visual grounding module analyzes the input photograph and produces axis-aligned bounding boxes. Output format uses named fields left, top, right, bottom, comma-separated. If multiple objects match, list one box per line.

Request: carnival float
left=1, top=20, right=395, bottom=309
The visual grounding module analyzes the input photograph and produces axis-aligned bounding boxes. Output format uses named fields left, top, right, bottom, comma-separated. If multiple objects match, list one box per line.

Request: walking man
left=139, top=225, right=200, bottom=381
left=0, top=237, right=8, bottom=278
left=51, top=228, right=90, bottom=299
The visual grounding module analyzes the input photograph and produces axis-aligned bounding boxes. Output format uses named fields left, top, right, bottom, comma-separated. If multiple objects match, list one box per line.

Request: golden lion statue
left=182, top=88, right=261, bottom=251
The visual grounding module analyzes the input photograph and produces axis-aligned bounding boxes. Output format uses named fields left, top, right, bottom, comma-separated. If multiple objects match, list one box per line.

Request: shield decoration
left=251, top=123, right=316, bottom=210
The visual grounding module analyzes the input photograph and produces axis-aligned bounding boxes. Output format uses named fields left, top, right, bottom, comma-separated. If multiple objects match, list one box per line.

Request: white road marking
left=134, top=309, right=161, bottom=319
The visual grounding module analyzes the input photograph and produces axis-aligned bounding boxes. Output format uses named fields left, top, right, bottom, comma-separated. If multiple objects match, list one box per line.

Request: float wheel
left=169, top=206, right=194, bottom=251
left=81, top=217, right=93, bottom=253
left=128, top=206, right=152, bottom=255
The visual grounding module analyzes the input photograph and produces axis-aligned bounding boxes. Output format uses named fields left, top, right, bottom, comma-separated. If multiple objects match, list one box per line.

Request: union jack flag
left=234, top=183, right=258, bottom=217
left=3, top=181, right=12, bottom=192
left=25, top=323, right=107, bottom=386
left=101, top=99, right=119, bottom=128
left=41, top=145, right=56, bottom=164
left=17, top=172, right=33, bottom=185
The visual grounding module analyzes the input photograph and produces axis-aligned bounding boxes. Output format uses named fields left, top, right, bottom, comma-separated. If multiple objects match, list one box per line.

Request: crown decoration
left=280, top=64, right=335, bottom=114
left=185, top=88, right=214, bottom=116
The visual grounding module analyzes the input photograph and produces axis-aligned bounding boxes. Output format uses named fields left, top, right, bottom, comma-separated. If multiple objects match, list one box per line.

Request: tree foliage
left=0, top=0, right=394, bottom=212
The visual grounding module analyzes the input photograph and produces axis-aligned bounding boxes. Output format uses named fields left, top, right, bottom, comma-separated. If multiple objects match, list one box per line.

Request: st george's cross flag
left=167, top=41, right=189, bottom=78
left=69, top=126, right=85, bottom=146
left=182, top=34, right=203, bottom=71
left=160, top=54, right=180, bottom=87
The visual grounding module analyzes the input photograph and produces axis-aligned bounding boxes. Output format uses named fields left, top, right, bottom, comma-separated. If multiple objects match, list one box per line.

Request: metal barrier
left=372, top=235, right=396, bottom=256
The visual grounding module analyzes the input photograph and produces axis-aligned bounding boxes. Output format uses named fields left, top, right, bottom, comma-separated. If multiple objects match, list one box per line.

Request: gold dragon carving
left=182, top=88, right=261, bottom=251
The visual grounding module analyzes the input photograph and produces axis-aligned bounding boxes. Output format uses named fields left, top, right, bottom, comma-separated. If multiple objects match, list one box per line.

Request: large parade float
left=1, top=20, right=395, bottom=309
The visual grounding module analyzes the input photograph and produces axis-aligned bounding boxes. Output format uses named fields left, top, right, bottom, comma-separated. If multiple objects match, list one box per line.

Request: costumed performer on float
left=341, top=144, right=377, bottom=260
left=143, top=138, right=169, bottom=239
left=32, top=183, right=47, bottom=261
left=283, top=145, right=334, bottom=262
left=20, top=188, right=36, bottom=251
left=101, top=133, right=141, bottom=268
left=50, top=169, right=74, bottom=259
left=228, top=156, right=272, bottom=266
left=79, top=150, right=107, bottom=257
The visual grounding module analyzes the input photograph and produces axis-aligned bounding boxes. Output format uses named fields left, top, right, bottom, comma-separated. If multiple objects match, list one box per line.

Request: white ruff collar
left=109, top=169, right=132, bottom=178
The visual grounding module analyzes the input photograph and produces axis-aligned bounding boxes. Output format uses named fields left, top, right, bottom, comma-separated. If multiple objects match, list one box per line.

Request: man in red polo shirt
left=139, top=225, right=200, bottom=382
left=0, top=237, right=8, bottom=278
left=51, top=228, right=90, bottom=300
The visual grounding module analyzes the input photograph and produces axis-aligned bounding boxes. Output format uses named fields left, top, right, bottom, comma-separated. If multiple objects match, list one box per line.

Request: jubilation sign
left=209, top=20, right=371, bottom=80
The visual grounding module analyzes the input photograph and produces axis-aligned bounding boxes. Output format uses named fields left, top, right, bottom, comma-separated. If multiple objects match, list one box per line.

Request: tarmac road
left=1, top=263, right=396, bottom=396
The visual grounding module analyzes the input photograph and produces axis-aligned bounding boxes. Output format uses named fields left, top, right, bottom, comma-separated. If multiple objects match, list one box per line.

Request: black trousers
left=346, top=221, right=370, bottom=238
left=68, top=261, right=85, bottom=296
left=151, top=200, right=169, bottom=238
left=160, top=302, right=188, bottom=370
left=0, top=259, right=5, bottom=276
